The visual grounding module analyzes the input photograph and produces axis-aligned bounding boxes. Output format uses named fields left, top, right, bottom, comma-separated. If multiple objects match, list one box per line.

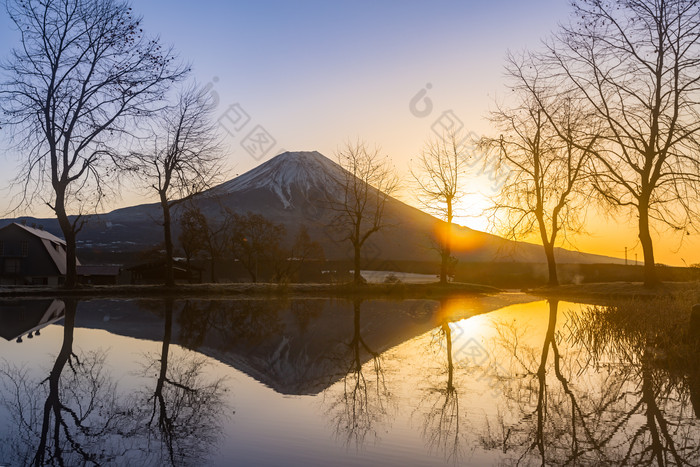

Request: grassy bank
left=0, top=281, right=501, bottom=299
left=528, top=281, right=700, bottom=304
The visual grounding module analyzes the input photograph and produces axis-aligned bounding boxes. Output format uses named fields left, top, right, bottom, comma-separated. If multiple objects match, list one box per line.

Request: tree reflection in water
left=480, top=298, right=700, bottom=466
left=137, top=298, right=228, bottom=466
left=568, top=298, right=700, bottom=466
left=0, top=299, right=230, bottom=466
left=0, top=300, right=133, bottom=465
left=416, top=308, right=464, bottom=464
left=325, top=299, right=393, bottom=450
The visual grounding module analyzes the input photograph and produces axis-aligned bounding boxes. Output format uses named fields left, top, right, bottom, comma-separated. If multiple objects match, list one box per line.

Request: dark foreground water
left=0, top=295, right=698, bottom=466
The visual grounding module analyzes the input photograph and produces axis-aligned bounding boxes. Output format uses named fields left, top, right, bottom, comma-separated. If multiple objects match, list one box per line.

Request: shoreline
left=527, top=281, right=700, bottom=304
left=0, top=281, right=501, bottom=300
left=2, top=281, right=698, bottom=302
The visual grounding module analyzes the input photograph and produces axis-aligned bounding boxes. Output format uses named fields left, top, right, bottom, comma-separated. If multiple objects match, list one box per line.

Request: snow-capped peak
left=211, top=151, right=344, bottom=208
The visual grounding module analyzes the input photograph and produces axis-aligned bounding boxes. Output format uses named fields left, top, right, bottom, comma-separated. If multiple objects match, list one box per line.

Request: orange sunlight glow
left=433, top=221, right=487, bottom=254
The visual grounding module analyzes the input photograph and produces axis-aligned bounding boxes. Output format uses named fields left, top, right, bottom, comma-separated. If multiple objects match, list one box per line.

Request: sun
left=452, top=188, right=496, bottom=233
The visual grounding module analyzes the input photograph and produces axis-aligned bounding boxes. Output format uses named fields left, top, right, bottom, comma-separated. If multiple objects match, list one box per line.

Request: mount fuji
left=0, top=151, right=622, bottom=266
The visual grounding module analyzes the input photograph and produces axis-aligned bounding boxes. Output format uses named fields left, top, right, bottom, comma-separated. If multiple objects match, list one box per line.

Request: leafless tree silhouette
left=178, top=205, right=209, bottom=278
left=481, top=62, right=596, bottom=286
left=411, top=131, right=469, bottom=284
left=227, top=211, right=285, bottom=283
left=136, top=85, right=223, bottom=286
left=330, top=141, right=398, bottom=285
left=0, top=0, right=187, bottom=287
left=541, top=0, right=700, bottom=286
left=270, top=225, right=325, bottom=283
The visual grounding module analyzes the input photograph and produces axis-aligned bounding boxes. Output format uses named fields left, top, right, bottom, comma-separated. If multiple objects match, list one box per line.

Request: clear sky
left=1, top=0, right=698, bottom=265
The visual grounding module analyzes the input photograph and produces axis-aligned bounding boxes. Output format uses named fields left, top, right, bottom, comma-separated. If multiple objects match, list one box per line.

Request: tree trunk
left=55, top=190, right=78, bottom=289
left=442, top=321, right=454, bottom=391
left=638, top=204, right=659, bottom=288
left=209, top=254, right=217, bottom=283
left=439, top=247, right=449, bottom=285
left=155, top=299, right=173, bottom=397
left=543, top=242, right=559, bottom=286
left=440, top=202, right=454, bottom=285
left=353, top=242, right=362, bottom=285
left=160, top=196, right=175, bottom=287
left=152, top=298, right=174, bottom=460
left=352, top=300, right=362, bottom=370
left=33, top=299, right=77, bottom=466
left=185, top=255, right=192, bottom=283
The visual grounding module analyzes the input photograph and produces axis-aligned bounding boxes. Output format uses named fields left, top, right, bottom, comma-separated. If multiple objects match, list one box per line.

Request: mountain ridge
left=0, top=150, right=624, bottom=266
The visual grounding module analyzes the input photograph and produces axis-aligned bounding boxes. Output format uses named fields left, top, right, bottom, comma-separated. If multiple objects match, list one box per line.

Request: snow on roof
left=13, top=222, right=66, bottom=245
left=6, top=222, right=81, bottom=274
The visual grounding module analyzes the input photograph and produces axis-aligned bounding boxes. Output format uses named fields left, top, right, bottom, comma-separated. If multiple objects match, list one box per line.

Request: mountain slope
left=0, top=151, right=623, bottom=265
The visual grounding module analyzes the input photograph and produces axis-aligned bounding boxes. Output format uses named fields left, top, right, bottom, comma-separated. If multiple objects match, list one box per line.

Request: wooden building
left=0, top=223, right=78, bottom=286
left=127, top=258, right=202, bottom=284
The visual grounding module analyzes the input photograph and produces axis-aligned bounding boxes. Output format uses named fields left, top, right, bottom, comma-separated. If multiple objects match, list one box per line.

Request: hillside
left=0, top=151, right=623, bottom=266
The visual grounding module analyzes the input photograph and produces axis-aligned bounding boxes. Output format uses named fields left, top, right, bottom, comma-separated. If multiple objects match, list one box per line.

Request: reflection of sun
left=449, top=315, right=488, bottom=340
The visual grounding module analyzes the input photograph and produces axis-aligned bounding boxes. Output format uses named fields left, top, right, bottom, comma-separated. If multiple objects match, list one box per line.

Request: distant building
left=127, top=258, right=202, bottom=284
left=77, top=265, right=121, bottom=285
left=0, top=223, right=79, bottom=286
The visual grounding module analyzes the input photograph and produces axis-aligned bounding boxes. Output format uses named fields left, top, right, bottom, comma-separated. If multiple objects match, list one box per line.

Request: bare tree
left=543, top=0, right=700, bottom=287
left=0, top=0, right=186, bottom=288
left=270, top=225, right=325, bottom=283
left=331, top=141, right=398, bottom=285
left=481, top=68, right=595, bottom=286
left=411, top=131, right=469, bottom=284
left=179, top=203, right=230, bottom=283
left=138, top=85, right=222, bottom=286
left=227, top=211, right=285, bottom=283
left=178, top=205, right=208, bottom=274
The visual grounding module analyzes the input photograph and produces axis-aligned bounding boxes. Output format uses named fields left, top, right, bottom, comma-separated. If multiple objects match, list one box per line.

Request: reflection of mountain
left=68, top=296, right=535, bottom=395
left=0, top=151, right=623, bottom=264
left=0, top=299, right=65, bottom=342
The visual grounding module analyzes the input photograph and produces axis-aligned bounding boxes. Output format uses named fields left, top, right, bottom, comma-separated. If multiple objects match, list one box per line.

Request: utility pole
left=625, top=246, right=628, bottom=266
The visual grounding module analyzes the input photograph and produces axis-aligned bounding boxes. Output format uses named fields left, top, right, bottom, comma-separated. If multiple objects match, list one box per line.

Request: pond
left=0, top=295, right=699, bottom=466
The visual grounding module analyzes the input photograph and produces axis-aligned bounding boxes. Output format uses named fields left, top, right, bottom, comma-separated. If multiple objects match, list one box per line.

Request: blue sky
left=1, top=0, right=569, bottom=212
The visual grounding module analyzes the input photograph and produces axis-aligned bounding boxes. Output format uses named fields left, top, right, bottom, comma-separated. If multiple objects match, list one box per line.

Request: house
left=77, top=265, right=121, bottom=285
left=0, top=222, right=79, bottom=286
left=127, top=258, right=203, bottom=284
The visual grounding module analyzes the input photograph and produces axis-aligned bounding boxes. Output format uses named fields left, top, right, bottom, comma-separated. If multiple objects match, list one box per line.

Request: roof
left=77, top=265, right=120, bottom=276
left=0, top=222, right=80, bottom=275
left=127, top=259, right=203, bottom=272
left=13, top=222, right=66, bottom=245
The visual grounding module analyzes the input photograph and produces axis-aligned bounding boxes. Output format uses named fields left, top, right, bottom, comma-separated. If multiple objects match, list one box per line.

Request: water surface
left=1, top=295, right=698, bottom=466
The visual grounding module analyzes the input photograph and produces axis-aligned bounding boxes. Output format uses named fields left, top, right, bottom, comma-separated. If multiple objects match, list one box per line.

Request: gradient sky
left=1, top=0, right=698, bottom=265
